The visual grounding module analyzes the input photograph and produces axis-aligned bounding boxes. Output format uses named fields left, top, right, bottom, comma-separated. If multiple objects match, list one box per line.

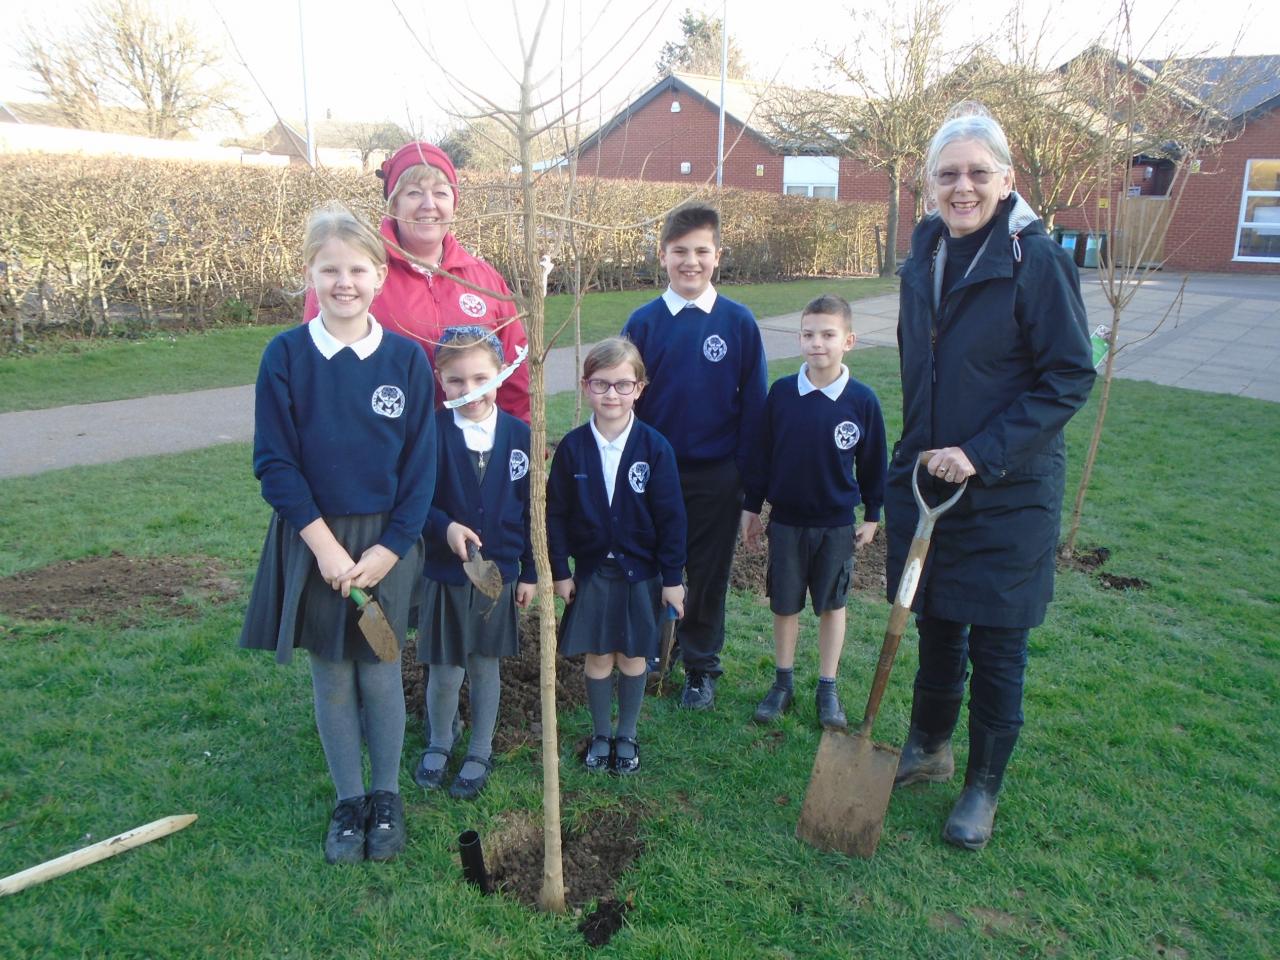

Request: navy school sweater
left=742, top=371, right=887, bottom=528
left=253, top=324, right=436, bottom=557
left=621, top=294, right=767, bottom=472
left=424, top=409, right=536, bottom=585
left=546, top=419, right=687, bottom=586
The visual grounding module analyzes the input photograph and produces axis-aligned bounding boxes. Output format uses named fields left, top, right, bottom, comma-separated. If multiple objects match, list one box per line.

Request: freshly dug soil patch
left=0, top=552, right=239, bottom=626
left=485, top=806, right=644, bottom=920
left=1098, top=573, right=1149, bottom=591
left=402, top=606, right=587, bottom=753
left=1057, top=544, right=1150, bottom=591
left=579, top=899, right=630, bottom=948
left=730, top=506, right=888, bottom=599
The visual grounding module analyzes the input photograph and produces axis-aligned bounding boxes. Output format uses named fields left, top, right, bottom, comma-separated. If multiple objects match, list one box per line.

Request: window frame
left=1232, top=158, right=1280, bottom=263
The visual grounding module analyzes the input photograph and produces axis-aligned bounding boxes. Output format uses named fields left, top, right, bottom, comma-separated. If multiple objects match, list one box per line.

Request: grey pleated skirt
left=239, top=511, right=423, bottom=664
left=557, top=560, right=663, bottom=659
left=416, top=578, right=519, bottom=666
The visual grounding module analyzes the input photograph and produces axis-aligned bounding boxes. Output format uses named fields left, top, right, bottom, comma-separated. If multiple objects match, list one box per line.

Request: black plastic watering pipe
left=458, top=829, right=490, bottom=894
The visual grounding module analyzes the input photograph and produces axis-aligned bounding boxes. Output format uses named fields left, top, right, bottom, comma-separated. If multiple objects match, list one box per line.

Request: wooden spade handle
left=858, top=533, right=931, bottom=738
left=0, top=814, right=197, bottom=896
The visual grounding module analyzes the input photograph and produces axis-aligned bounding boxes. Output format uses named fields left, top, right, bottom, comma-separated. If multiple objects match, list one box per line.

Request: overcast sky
left=2, top=0, right=1273, bottom=139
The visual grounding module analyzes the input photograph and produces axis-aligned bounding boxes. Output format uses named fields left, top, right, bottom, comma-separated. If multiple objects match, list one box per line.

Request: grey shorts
left=766, top=521, right=855, bottom=616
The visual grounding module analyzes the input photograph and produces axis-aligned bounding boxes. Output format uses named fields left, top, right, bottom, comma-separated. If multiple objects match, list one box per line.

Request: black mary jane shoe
left=583, top=735, right=613, bottom=773
left=611, top=737, right=641, bottom=776
left=449, top=755, right=495, bottom=801
left=412, top=746, right=452, bottom=791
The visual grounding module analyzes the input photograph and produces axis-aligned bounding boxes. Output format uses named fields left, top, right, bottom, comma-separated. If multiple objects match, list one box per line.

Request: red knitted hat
left=378, top=141, right=460, bottom=206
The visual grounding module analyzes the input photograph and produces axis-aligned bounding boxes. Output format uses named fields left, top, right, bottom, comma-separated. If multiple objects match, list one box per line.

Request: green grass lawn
left=1, top=349, right=1276, bottom=958
left=0, top=277, right=895, bottom=414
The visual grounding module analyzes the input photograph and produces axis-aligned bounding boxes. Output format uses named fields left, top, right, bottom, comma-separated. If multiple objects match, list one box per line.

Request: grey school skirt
left=557, top=560, right=663, bottom=659
left=239, top=511, right=423, bottom=664
left=416, top=578, right=520, bottom=666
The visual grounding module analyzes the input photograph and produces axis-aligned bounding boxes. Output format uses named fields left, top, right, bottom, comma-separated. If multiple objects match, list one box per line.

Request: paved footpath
left=2, top=273, right=1277, bottom=479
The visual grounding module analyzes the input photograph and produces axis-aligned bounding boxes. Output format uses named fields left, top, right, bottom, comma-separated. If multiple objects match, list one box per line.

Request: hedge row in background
left=0, top=154, right=883, bottom=338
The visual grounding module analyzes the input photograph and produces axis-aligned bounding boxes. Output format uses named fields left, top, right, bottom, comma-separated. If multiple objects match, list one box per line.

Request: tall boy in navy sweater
left=741, top=295, right=887, bottom=729
left=622, top=204, right=768, bottom=710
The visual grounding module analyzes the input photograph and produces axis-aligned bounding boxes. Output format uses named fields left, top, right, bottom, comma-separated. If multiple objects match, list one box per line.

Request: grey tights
left=309, top=653, right=405, bottom=801
left=423, top=654, right=501, bottom=780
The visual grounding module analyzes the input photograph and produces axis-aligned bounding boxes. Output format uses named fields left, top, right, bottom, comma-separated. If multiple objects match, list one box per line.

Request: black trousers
left=914, top=616, right=1029, bottom=735
left=676, top=458, right=743, bottom=677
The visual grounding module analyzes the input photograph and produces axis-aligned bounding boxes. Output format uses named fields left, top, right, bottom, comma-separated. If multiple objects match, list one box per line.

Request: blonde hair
left=301, top=203, right=386, bottom=268
left=387, top=163, right=454, bottom=212
left=583, top=337, right=645, bottom=382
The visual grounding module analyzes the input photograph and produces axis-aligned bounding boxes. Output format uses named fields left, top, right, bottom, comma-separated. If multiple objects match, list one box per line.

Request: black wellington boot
left=893, top=688, right=963, bottom=788
left=942, top=720, right=1019, bottom=851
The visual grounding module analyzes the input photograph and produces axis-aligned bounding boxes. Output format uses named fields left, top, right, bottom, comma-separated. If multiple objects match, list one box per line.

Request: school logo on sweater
left=458, top=293, right=487, bottom=318
left=703, top=334, right=727, bottom=362
left=834, top=421, right=860, bottom=450
left=371, top=385, right=406, bottom=419
left=509, top=449, right=529, bottom=481
left=627, top=461, right=650, bottom=493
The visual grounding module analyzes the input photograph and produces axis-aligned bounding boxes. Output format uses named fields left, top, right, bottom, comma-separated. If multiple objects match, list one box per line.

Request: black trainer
left=752, top=684, right=793, bottom=723
left=365, top=790, right=406, bottom=862
left=680, top=670, right=716, bottom=710
left=323, top=796, right=368, bottom=865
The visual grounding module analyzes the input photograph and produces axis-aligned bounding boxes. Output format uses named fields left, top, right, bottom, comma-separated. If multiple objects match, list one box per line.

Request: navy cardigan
left=424, top=409, right=536, bottom=585
left=546, top=419, right=687, bottom=587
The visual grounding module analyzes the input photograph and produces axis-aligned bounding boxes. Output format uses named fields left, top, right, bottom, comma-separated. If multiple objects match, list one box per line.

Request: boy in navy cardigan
left=621, top=203, right=767, bottom=710
left=741, top=295, right=887, bottom=730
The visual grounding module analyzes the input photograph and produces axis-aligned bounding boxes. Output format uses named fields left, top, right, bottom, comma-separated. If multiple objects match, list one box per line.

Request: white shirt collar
left=589, top=411, right=635, bottom=453
left=308, top=314, right=384, bottom=360
left=452, top=406, right=498, bottom=452
left=797, top=362, right=849, bottom=400
left=661, top=284, right=718, bottom=316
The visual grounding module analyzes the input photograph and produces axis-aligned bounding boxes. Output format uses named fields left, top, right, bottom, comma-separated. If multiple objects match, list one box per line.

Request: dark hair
left=660, top=203, right=721, bottom=249
left=801, top=294, right=854, bottom=331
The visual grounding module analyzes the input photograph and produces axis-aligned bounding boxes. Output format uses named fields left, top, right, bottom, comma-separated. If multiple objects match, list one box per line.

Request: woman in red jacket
left=304, top=141, right=530, bottom=421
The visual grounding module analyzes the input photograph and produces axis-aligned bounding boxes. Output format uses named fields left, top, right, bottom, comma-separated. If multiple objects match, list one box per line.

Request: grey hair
left=924, top=104, right=1013, bottom=183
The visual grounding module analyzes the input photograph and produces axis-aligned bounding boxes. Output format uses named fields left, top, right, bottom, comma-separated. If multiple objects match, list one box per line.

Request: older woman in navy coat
left=885, top=106, right=1096, bottom=850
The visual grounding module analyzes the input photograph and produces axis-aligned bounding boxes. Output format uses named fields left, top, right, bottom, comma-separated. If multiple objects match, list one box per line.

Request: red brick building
left=576, top=72, right=912, bottom=253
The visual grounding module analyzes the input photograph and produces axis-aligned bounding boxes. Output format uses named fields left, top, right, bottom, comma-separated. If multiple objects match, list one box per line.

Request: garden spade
left=464, top=542, right=504, bottom=601
left=349, top=587, right=399, bottom=662
left=796, top=453, right=967, bottom=858
left=655, top=604, right=680, bottom=695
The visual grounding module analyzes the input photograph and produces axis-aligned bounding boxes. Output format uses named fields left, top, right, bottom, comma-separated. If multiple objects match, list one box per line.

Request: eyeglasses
left=934, top=168, right=1000, bottom=186
left=584, top=378, right=638, bottom=395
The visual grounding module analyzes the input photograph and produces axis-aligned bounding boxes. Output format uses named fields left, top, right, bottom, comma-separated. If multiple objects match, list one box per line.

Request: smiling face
left=659, top=226, right=721, bottom=300
left=305, top=237, right=386, bottom=333
left=389, top=172, right=456, bottom=261
left=932, top=139, right=1013, bottom=238
left=438, top=346, right=501, bottom=422
left=584, top=361, right=643, bottom=434
left=800, top=311, right=855, bottom=380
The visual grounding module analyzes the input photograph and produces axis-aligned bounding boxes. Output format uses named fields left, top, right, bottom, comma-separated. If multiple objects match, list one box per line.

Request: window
left=1234, top=159, right=1280, bottom=262
left=783, top=155, right=839, bottom=200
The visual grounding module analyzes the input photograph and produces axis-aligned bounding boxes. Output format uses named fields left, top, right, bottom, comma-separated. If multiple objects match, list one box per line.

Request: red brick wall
left=838, top=158, right=913, bottom=254
left=577, top=91, right=781, bottom=192
left=1162, top=109, right=1280, bottom=273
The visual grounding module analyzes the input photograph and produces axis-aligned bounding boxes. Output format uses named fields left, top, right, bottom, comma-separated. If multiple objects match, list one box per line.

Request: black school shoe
left=323, top=796, right=368, bottom=865
left=449, top=756, right=495, bottom=801
left=611, top=737, right=641, bottom=775
left=752, top=683, right=794, bottom=723
left=365, top=790, right=406, bottom=862
left=680, top=671, right=716, bottom=710
left=816, top=683, right=848, bottom=731
left=412, top=746, right=452, bottom=791
left=583, top=735, right=613, bottom=773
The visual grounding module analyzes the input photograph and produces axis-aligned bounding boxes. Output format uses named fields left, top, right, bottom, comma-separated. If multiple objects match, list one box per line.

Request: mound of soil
left=484, top=806, right=644, bottom=925
left=730, top=506, right=888, bottom=599
left=402, top=606, right=587, bottom=753
left=0, top=552, right=239, bottom=626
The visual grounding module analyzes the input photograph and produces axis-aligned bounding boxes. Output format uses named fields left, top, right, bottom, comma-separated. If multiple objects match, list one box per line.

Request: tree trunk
left=882, top=161, right=900, bottom=277
left=1062, top=303, right=1118, bottom=556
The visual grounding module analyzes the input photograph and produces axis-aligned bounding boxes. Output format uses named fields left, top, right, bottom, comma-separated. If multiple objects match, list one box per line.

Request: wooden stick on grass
left=0, top=814, right=197, bottom=896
